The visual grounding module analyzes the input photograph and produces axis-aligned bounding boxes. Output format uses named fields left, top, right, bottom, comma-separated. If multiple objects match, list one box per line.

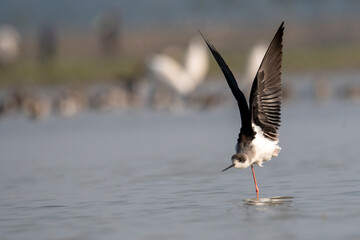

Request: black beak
left=221, top=163, right=235, bottom=172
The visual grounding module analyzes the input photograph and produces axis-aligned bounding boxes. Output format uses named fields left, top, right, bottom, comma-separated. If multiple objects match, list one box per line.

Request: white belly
left=251, top=124, right=281, bottom=166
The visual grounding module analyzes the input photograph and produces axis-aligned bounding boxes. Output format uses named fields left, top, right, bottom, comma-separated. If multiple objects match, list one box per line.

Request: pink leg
left=251, top=164, right=259, bottom=198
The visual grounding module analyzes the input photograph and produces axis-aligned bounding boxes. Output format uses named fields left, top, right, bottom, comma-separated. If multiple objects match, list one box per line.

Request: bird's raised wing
left=185, top=36, right=209, bottom=86
left=200, top=32, right=252, bottom=135
left=147, top=54, right=191, bottom=95
left=249, top=22, right=284, bottom=141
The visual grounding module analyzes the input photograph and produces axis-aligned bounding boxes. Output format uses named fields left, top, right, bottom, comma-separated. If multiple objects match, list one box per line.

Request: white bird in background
left=147, top=36, right=209, bottom=96
left=242, top=43, right=267, bottom=99
left=0, top=25, right=21, bottom=67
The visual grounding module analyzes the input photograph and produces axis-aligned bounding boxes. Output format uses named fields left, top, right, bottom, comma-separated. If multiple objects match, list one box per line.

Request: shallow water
left=0, top=99, right=360, bottom=240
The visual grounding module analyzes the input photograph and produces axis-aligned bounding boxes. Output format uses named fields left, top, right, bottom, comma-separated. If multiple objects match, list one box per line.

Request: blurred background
left=0, top=0, right=360, bottom=117
left=1, top=1, right=360, bottom=240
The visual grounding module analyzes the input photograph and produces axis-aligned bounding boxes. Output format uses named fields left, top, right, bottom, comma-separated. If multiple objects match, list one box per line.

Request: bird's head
left=221, top=153, right=250, bottom=172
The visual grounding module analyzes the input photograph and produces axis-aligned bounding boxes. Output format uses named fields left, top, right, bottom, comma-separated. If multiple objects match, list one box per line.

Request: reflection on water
left=243, top=196, right=294, bottom=206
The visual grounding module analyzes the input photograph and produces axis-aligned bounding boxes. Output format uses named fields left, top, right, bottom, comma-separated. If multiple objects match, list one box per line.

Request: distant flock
left=0, top=24, right=359, bottom=120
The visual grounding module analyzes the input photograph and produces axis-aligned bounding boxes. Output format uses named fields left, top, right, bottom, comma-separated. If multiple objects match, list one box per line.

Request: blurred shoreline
left=1, top=24, right=360, bottom=88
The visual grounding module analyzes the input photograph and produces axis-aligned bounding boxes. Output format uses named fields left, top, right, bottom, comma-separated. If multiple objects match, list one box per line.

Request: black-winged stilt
left=201, top=22, right=284, bottom=197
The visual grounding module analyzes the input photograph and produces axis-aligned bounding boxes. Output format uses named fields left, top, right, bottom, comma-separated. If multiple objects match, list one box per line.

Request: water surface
left=0, top=100, right=359, bottom=240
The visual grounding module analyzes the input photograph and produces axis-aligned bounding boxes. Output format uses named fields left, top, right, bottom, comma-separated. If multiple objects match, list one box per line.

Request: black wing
left=249, top=22, right=284, bottom=141
left=200, top=32, right=253, bottom=136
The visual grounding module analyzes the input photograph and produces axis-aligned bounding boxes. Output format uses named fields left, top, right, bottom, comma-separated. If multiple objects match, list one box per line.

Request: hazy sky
left=0, top=0, right=359, bottom=33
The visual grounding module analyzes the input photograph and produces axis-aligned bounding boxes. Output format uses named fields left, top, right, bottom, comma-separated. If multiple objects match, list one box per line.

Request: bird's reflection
left=243, top=196, right=294, bottom=206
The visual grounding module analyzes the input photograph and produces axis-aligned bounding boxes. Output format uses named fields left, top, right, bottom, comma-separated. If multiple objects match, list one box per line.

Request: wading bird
left=201, top=22, right=284, bottom=197
left=147, top=36, right=209, bottom=96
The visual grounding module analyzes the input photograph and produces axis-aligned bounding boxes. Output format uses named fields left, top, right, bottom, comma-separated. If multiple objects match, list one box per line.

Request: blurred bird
left=0, top=25, right=21, bottom=67
left=0, top=88, right=27, bottom=116
left=90, top=86, right=128, bottom=111
left=22, top=94, right=51, bottom=120
left=201, top=22, right=284, bottom=197
left=344, top=85, right=360, bottom=103
left=147, top=36, right=209, bottom=96
left=242, top=43, right=267, bottom=99
left=95, top=8, right=121, bottom=58
left=53, top=87, right=88, bottom=116
left=37, top=23, right=57, bottom=63
left=314, top=76, right=331, bottom=101
left=0, top=88, right=51, bottom=120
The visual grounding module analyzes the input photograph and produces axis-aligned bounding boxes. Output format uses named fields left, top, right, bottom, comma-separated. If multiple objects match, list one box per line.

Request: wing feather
left=200, top=32, right=253, bottom=136
left=249, top=22, right=284, bottom=141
